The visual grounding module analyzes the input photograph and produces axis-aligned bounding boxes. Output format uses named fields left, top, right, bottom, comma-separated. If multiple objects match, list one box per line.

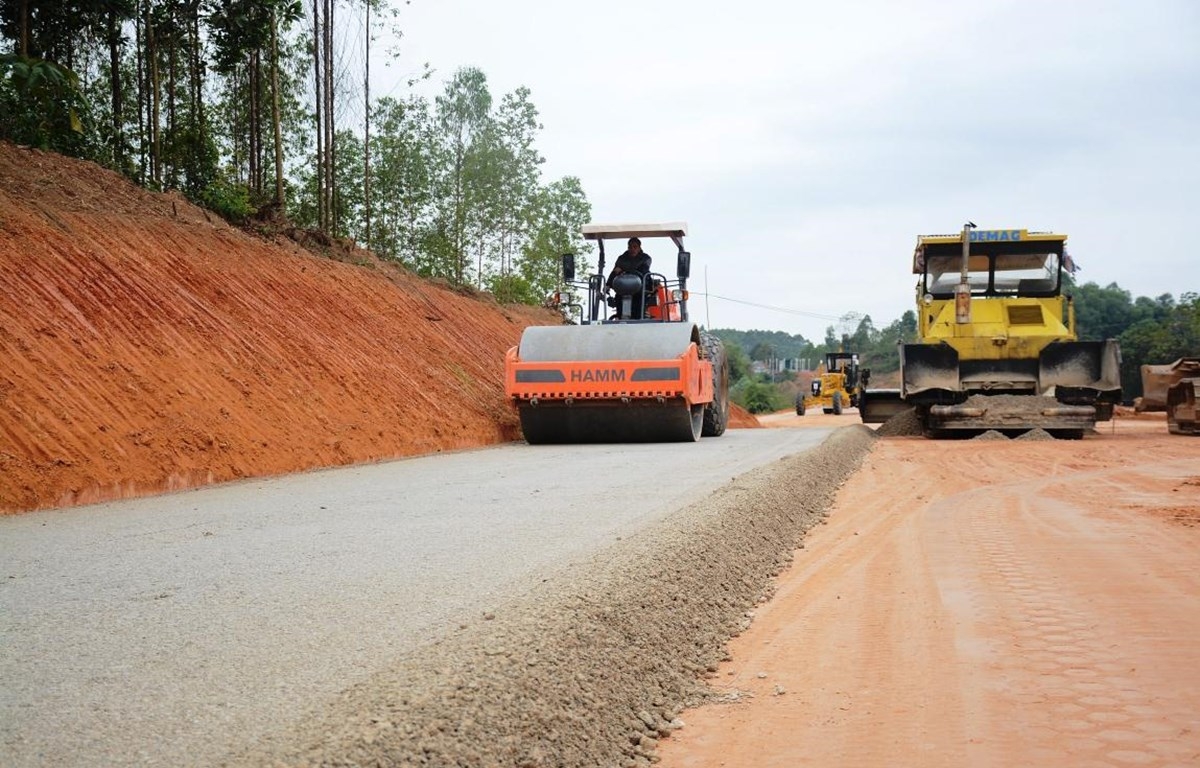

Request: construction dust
left=239, top=427, right=878, bottom=768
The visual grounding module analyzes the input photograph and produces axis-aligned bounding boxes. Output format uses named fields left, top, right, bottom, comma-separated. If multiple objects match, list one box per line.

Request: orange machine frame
left=504, top=342, right=713, bottom=406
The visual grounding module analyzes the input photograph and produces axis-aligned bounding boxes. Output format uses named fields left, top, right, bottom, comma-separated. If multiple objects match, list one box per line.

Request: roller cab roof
left=581, top=222, right=688, bottom=241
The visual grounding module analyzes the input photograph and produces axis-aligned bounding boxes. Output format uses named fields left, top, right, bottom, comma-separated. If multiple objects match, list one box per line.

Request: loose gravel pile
left=240, top=427, right=877, bottom=768
left=1016, top=427, right=1056, bottom=441
left=973, top=430, right=1010, bottom=441
left=876, top=408, right=923, bottom=437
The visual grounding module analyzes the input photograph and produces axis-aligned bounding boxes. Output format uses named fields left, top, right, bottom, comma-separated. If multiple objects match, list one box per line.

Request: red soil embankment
left=0, top=143, right=559, bottom=513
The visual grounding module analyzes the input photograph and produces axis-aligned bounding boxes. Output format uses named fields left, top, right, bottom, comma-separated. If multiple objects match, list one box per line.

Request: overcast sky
left=371, top=0, right=1199, bottom=340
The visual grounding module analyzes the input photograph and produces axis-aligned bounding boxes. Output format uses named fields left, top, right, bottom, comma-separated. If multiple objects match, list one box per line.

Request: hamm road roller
left=504, top=223, right=730, bottom=443
left=859, top=224, right=1122, bottom=438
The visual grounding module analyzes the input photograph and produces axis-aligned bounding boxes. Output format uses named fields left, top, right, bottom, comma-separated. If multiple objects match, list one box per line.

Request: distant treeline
left=0, top=1, right=590, bottom=303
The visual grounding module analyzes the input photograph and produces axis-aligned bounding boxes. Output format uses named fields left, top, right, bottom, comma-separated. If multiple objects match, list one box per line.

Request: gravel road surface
left=1, top=427, right=833, bottom=767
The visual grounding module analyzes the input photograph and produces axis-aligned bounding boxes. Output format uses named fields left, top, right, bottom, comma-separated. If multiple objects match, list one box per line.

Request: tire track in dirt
left=929, top=457, right=1200, bottom=767
left=659, top=433, right=1200, bottom=768
left=660, top=440, right=975, bottom=767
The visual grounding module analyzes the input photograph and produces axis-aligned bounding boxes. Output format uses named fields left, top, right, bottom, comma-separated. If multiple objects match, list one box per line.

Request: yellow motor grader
left=859, top=224, right=1121, bottom=438
left=795, top=351, right=860, bottom=415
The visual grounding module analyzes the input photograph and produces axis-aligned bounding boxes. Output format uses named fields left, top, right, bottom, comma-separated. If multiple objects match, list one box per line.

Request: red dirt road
left=660, top=419, right=1200, bottom=767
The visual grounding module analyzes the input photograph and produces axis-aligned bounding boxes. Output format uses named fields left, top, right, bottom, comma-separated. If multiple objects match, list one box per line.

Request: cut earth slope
left=0, top=142, right=563, bottom=513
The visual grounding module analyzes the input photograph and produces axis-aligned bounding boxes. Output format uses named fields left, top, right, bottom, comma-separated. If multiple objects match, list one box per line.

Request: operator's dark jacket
left=606, top=250, right=652, bottom=289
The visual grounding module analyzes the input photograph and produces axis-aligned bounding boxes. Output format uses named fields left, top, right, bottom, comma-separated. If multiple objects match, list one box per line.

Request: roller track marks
left=926, top=457, right=1200, bottom=768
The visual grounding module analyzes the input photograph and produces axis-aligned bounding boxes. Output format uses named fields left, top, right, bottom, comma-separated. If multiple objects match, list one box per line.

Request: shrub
left=199, top=174, right=255, bottom=223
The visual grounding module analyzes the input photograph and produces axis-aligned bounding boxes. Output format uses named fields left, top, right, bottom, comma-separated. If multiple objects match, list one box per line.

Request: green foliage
left=488, top=274, right=537, bottom=305
left=711, top=328, right=813, bottom=362
left=1115, top=292, right=1200, bottom=397
left=513, top=176, right=591, bottom=301
left=732, top=377, right=789, bottom=414
left=206, top=0, right=301, bottom=73
left=845, top=311, right=916, bottom=375
left=0, top=5, right=590, bottom=307
left=711, top=316, right=915, bottom=381
left=1064, top=279, right=1198, bottom=397
left=199, top=172, right=256, bottom=223
left=1070, top=280, right=1139, bottom=340
left=369, top=95, right=435, bottom=264
left=0, top=55, right=91, bottom=153
left=724, top=341, right=751, bottom=382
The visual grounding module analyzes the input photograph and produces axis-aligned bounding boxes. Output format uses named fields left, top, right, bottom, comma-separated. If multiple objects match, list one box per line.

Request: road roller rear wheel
left=701, top=331, right=729, bottom=437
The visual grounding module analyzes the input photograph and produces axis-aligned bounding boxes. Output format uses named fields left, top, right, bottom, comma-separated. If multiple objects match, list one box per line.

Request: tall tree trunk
left=257, top=50, right=265, bottom=195
left=230, top=76, right=240, bottom=184
left=313, top=0, right=324, bottom=231
left=136, top=0, right=146, bottom=183
left=324, top=0, right=334, bottom=232
left=271, top=8, right=284, bottom=208
left=108, top=7, right=123, bottom=170
left=454, top=135, right=465, bottom=284
left=248, top=51, right=259, bottom=194
left=19, top=0, right=29, bottom=57
left=363, top=0, right=371, bottom=249
left=149, top=7, right=161, bottom=186
left=167, top=12, right=177, bottom=187
left=192, top=2, right=204, bottom=185
left=256, top=50, right=264, bottom=196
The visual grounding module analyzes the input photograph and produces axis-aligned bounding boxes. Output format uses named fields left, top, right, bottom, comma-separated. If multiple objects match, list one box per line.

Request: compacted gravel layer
left=240, top=426, right=876, bottom=767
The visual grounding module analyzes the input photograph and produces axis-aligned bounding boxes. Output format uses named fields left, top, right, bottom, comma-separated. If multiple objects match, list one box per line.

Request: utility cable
left=690, top=292, right=847, bottom=322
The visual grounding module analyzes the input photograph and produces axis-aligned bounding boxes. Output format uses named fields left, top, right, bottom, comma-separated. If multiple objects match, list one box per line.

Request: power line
left=691, top=292, right=847, bottom=322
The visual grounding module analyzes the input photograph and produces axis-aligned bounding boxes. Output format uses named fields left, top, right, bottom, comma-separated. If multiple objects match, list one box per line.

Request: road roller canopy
left=581, top=223, right=688, bottom=241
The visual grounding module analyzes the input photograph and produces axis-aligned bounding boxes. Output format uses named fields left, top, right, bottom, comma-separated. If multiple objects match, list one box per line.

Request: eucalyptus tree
left=490, top=86, right=543, bottom=276
left=495, top=175, right=590, bottom=304
left=206, top=0, right=301, bottom=201
left=432, top=66, right=491, bottom=285
left=369, top=94, right=435, bottom=264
